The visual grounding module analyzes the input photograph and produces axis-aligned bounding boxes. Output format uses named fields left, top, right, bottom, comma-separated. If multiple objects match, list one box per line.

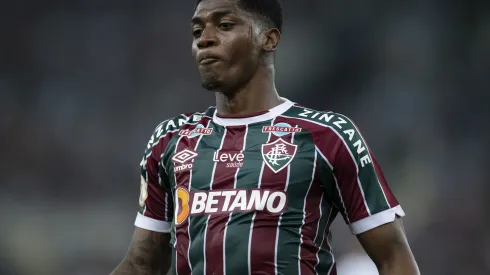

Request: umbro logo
left=172, top=149, right=199, bottom=172
left=172, top=149, right=199, bottom=164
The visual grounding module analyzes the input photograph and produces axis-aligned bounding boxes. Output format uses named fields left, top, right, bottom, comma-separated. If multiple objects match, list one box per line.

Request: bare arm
left=357, top=218, right=419, bottom=275
left=111, top=227, right=171, bottom=275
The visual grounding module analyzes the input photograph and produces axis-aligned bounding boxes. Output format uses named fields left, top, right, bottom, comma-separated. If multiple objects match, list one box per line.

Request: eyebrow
left=191, top=10, right=234, bottom=25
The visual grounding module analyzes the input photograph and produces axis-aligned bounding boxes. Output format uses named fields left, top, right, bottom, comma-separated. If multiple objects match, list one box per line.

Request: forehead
left=193, top=0, right=245, bottom=19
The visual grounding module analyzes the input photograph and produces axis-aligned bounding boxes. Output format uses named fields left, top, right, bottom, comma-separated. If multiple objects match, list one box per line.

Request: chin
left=202, top=82, right=221, bottom=91
left=201, top=76, right=223, bottom=91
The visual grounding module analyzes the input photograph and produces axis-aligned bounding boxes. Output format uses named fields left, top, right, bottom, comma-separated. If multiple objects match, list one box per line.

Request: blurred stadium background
left=1, top=0, right=489, bottom=274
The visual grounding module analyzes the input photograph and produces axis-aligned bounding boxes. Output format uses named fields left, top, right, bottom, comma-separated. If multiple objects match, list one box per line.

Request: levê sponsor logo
left=212, top=150, right=244, bottom=168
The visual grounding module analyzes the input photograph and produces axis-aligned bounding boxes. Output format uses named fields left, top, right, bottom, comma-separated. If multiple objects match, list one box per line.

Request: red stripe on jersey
left=371, top=151, right=399, bottom=207
left=299, top=158, right=323, bottom=274
left=280, top=117, right=370, bottom=222
left=249, top=118, right=292, bottom=275
left=174, top=118, right=211, bottom=275
left=333, top=144, right=369, bottom=222
left=205, top=126, right=247, bottom=275
left=144, top=132, right=176, bottom=221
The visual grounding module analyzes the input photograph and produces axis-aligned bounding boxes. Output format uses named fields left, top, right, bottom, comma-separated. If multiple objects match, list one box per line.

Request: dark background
left=1, top=0, right=489, bottom=274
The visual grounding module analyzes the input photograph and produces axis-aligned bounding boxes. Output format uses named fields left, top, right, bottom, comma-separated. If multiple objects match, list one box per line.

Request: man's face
left=191, top=0, right=261, bottom=91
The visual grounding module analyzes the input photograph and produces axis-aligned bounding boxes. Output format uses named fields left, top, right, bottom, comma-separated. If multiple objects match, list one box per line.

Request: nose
left=197, top=27, right=218, bottom=49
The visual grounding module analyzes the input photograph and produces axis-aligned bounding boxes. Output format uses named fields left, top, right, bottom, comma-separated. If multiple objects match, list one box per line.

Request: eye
left=218, top=22, right=234, bottom=30
left=192, top=28, right=202, bottom=38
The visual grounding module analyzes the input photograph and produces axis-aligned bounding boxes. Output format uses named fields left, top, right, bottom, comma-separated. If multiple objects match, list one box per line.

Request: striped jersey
left=136, top=99, right=405, bottom=275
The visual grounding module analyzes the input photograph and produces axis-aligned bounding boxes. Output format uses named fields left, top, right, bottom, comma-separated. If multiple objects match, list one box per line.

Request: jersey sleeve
left=331, top=118, right=405, bottom=235
left=134, top=127, right=174, bottom=233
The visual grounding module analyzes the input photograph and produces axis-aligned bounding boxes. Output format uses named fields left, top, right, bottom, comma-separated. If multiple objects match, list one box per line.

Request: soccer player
left=110, top=0, right=420, bottom=274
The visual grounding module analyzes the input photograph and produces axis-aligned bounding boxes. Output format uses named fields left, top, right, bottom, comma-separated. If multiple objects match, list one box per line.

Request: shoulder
left=145, top=106, right=216, bottom=149
left=282, top=103, right=371, bottom=159
left=283, top=103, right=360, bottom=136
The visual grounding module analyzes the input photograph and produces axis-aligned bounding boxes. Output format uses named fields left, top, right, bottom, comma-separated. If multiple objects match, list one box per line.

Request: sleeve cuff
left=349, top=205, right=405, bottom=235
left=134, top=212, right=172, bottom=233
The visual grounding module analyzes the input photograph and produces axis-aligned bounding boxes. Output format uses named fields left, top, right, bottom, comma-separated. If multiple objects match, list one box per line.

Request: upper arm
left=124, top=227, right=171, bottom=271
left=357, top=218, right=418, bottom=273
left=135, top=125, right=174, bottom=233
left=324, top=115, right=417, bottom=272
left=356, top=218, right=408, bottom=262
left=121, top=125, right=175, bottom=272
left=328, top=115, right=404, bottom=234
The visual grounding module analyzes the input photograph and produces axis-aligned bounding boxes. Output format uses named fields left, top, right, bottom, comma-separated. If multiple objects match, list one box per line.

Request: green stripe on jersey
left=171, top=248, right=177, bottom=275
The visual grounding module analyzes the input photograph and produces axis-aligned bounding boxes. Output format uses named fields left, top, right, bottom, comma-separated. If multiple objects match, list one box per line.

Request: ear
left=262, top=28, right=280, bottom=52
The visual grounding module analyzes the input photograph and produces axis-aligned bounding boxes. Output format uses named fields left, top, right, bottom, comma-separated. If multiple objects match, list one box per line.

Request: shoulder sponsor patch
left=295, top=108, right=373, bottom=168
left=262, top=122, right=301, bottom=137
left=179, top=124, right=213, bottom=138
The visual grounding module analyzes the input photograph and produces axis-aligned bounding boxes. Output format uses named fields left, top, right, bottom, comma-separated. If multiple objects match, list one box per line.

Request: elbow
left=116, top=257, right=156, bottom=275
left=375, top=254, right=420, bottom=275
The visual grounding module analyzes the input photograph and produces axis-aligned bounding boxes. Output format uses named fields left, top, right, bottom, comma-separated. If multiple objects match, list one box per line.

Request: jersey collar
left=213, top=98, right=295, bottom=126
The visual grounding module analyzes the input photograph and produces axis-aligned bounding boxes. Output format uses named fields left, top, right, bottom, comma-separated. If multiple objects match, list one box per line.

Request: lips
left=198, top=53, right=221, bottom=65
left=199, top=58, right=220, bottom=65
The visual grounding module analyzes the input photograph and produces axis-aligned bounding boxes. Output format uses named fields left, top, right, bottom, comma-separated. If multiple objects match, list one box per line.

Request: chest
left=163, top=123, right=318, bottom=193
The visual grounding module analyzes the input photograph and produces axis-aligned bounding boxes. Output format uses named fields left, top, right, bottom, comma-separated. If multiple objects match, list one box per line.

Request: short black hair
left=196, top=0, right=283, bottom=32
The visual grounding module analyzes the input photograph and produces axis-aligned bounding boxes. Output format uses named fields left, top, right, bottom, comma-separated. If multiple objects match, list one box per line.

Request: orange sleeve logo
left=175, top=187, right=190, bottom=225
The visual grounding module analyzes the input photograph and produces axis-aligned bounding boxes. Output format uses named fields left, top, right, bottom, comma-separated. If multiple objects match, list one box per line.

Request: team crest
left=261, top=138, right=297, bottom=173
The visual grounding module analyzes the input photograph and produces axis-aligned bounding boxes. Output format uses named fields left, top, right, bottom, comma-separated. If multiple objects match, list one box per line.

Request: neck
left=215, top=66, right=282, bottom=117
